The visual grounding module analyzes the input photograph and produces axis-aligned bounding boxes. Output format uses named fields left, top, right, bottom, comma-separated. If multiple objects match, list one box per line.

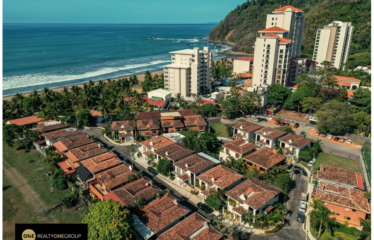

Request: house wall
left=259, top=194, right=279, bottom=213
left=233, top=128, right=256, bottom=142
left=279, top=142, right=311, bottom=158
left=255, top=134, right=277, bottom=149
left=233, top=60, right=251, bottom=74
left=325, top=202, right=366, bottom=227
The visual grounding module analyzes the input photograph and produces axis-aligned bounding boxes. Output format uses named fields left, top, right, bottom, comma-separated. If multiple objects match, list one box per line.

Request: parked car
left=321, top=133, right=327, bottom=137
left=275, top=121, right=280, bottom=125
left=280, top=122, right=285, bottom=126
left=339, top=138, right=345, bottom=143
left=147, top=167, right=157, bottom=175
left=297, top=212, right=305, bottom=223
left=294, top=123, right=300, bottom=128
left=238, top=119, right=246, bottom=122
left=197, top=203, right=213, bottom=214
left=347, top=140, right=352, bottom=145
left=315, top=132, right=320, bottom=136
left=284, top=122, right=290, bottom=126
left=251, top=118, right=259, bottom=123
left=299, top=201, right=307, bottom=213
left=301, top=192, right=307, bottom=201
left=334, top=137, right=340, bottom=141
left=328, top=135, right=333, bottom=139
left=309, top=120, right=317, bottom=125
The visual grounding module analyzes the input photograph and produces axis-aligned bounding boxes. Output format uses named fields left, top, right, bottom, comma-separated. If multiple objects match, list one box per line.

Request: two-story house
left=137, top=119, right=160, bottom=138
left=110, top=120, right=135, bottom=143
left=131, top=193, right=190, bottom=240
left=173, top=153, right=219, bottom=188
left=158, top=212, right=223, bottom=240
left=254, top=127, right=287, bottom=149
left=103, top=176, right=163, bottom=206
left=43, top=128, right=85, bottom=146
left=139, top=136, right=175, bottom=161
left=197, top=165, right=245, bottom=200
left=232, top=122, right=263, bottom=141
left=90, top=163, right=137, bottom=201
left=63, top=142, right=107, bottom=171
left=183, top=115, right=207, bottom=134
left=219, top=138, right=257, bottom=161
left=36, top=121, right=67, bottom=133
left=226, top=178, right=282, bottom=223
left=244, top=147, right=286, bottom=174
left=278, top=133, right=313, bottom=159
left=161, top=115, right=185, bottom=133
left=154, top=143, right=194, bottom=165
left=53, top=133, right=95, bottom=154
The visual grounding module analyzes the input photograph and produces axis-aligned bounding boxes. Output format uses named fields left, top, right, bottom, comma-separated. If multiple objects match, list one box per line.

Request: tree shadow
left=3, top=185, right=12, bottom=191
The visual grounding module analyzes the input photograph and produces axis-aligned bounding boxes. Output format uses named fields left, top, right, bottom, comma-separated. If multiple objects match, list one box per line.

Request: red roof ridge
left=273, top=5, right=304, bottom=12
left=259, top=26, right=288, bottom=32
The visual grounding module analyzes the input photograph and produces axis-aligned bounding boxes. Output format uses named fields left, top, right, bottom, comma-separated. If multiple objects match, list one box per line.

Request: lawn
left=3, top=144, right=85, bottom=224
left=210, top=122, right=228, bottom=138
left=310, top=228, right=359, bottom=240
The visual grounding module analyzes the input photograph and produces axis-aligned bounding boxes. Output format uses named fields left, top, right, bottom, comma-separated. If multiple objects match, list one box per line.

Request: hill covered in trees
left=208, top=0, right=371, bottom=68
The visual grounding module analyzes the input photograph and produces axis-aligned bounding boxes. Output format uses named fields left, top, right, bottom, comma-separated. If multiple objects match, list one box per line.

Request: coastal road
left=83, top=127, right=213, bottom=220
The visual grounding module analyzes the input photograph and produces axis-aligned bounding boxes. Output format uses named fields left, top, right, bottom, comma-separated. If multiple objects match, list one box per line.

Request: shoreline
left=2, top=57, right=239, bottom=101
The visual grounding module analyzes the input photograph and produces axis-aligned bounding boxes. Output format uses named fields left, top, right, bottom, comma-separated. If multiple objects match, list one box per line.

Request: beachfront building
left=278, top=133, right=313, bottom=159
left=110, top=120, right=135, bottom=143
left=252, top=6, right=306, bottom=87
left=219, top=138, right=257, bottom=161
left=312, top=21, right=354, bottom=70
left=254, top=127, right=287, bottom=149
left=233, top=57, right=254, bottom=74
left=163, top=47, right=212, bottom=98
left=226, top=178, right=282, bottom=223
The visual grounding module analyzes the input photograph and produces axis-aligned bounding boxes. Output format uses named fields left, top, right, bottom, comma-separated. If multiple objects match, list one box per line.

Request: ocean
left=3, top=23, right=232, bottom=96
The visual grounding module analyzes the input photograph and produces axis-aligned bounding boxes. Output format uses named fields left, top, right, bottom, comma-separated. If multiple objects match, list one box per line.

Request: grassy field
left=210, top=122, right=228, bottom=137
left=311, top=228, right=359, bottom=240
left=3, top=144, right=85, bottom=224
left=300, top=152, right=360, bottom=174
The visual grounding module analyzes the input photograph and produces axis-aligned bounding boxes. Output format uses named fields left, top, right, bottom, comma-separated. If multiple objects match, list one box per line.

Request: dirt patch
left=225, top=30, right=235, bottom=41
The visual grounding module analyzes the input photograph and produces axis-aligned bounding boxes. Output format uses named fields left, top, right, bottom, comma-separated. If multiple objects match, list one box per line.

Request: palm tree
left=310, top=204, right=336, bottom=239
left=130, top=75, right=140, bottom=88
left=175, top=93, right=183, bottom=108
left=95, top=98, right=111, bottom=124
left=358, top=218, right=371, bottom=240
left=300, top=131, right=307, bottom=137
left=41, top=87, right=54, bottom=104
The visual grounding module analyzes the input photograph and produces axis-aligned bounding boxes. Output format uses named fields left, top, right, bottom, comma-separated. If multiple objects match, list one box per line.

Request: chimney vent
left=173, top=199, right=178, bottom=205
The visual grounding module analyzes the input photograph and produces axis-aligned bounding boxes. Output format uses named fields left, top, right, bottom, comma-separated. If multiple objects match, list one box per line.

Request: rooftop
left=36, top=121, right=67, bottom=133
left=235, top=57, right=254, bottom=62
left=183, top=115, right=207, bottom=127
left=278, top=133, right=313, bottom=148
left=255, top=127, right=287, bottom=140
left=43, top=128, right=84, bottom=142
left=147, top=88, right=172, bottom=96
left=233, top=122, right=263, bottom=133
left=65, top=142, right=106, bottom=162
left=317, top=164, right=358, bottom=187
left=111, top=120, right=135, bottom=131
left=53, top=133, right=95, bottom=152
left=222, top=138, right=257, bottom=154
left=259, top=26, right=289, bottom=32
left=244, top=147, right=286, bottom=170
left=7, top=116, right=42, bottom=126
left=137, top=119, right=160, bottom=130
left=174, top=153, right=217, bottom=174
left=139, top=136, right=175, bottom=150
left=237, top=73, right=253, bottom=78
left=155, top=143, right=194, bottom=161
left=272, top=5, right=304, bottom=12
left=158, top=212, right=223, bottom=240
left=332, top=76, right=361, bottom=82
left=136, top=110, right=194, bottom=120
left=80, top=152, right=122, bottom=174
left=199, top=99, right=217, bottom=106
left=226, top=178, right=282, bottom=210
left=197, top=165, right=244, bottom=190
left=136, top=193, right=189, bottom=233
left=95, top=163, right=137, bottom=189
left=141, top=97, right=168, bottom=107
left=314, top=182, right=370, bottom=213
left=105, top=177, right=162, bottom=206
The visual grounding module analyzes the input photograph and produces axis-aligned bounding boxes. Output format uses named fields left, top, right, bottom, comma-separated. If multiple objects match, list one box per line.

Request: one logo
left=22, top=229, right=36, bottom=240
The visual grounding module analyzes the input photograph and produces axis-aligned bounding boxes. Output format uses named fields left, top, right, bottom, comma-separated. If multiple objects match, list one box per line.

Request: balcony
left=266, top=46, right=271, bottom=49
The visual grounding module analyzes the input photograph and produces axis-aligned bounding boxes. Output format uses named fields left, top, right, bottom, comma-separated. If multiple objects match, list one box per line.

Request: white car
left=299, top=201, right=307, bottom=213
left=327, top=135, right=333, bottom=139
left=347, top=140, right=352, bottom=145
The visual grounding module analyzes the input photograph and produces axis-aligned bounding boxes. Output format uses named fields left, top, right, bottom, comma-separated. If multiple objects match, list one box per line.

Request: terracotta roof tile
left=7, top=116, right=42, bottom=126
left=222, top=138, right=257, bottom=154
left=263, top=205, right=274, bottom=213
left=226, top=178, right=281, bottom=210
left=273, top=5, right=304, bottom=12
left=197, top=165, right=244, bottom=189
left=233, top=206, right=247, bottom=215
left=158, top=212, right=223, bottom=240
left=36, top=122, right=68, bottom=133
left=155, top=143, right=194, bottom=161
left=139, top=136, right=175, bottom=150
left=161, top=119, right=185, bottom=128
left=136, top=110, right=194, bottom=120
left=183, top=115, right=207, bottom=127
left=111, top=120, right=135, bottom=131
left=332, top=76, right=361, bottom=82
left=66, top=142, right=106, bottom=162
left=255, top=127, right=287, bottom=140
left=95, top=164, right=137, bottom=190
left=141, top=97, right=167, bottom=107
left=244, top=147, right=286, bottom=170
left=317, top=164, right=358, bottom=187
left=58, top=161, right=72, bottom=170
left=80, top=152, right=121, bottom=174
left=43, top=128, right=84, bottom=142
left=174, top=154, right=216, bottom=174
left=279, top=133, right=313, bottom=148
left=233, top=122, right=263, bottom=133
left=53, top=133, right=95, bottom=152
left=178, top=173, right=190, bottom=180
left=236, top=57, right=254, bottom=62
left=259, top=26, right=288, bottom=32
left=199, top=100, right=217, bottom=106
left=137, top=119, right=160, bottom=130
left=137, top=193, right=189, bottom=233
left=109, top=177, right=162, bottom=206
left=315, top=182, right=370, bottom=213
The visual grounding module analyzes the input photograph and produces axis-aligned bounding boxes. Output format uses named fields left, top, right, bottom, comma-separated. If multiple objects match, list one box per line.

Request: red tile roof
left=233, top=206, right=246, bottom=215
left=136, top=110, right=194, bottom=120
left=279, top=37, right=294, bottom=43
left=137, top=193, right=189, bottom=233
left=80, top=153, right=121, bottom=174
left=347, top=90, right=354, bottom=98
left=315, top=182, right=370, bottom=213
left=36, top=122, right=68, bottom=133
left=137, top=119, right=160, bottom=130
left=332, top=76, right=361, bottom=82
left=244, top=147, right=286, bottom=170
left=158, top=212, right=223, bottom=240
left=273, top=5, right=304, bottom=12
left=262, top=33, right=279, bottom=37
left=197, top=165, right=244, bottom=190
left=103, top=192, right=124, bottom=205
left=255, top=127, right=287, bottom=140
left=306, top=59, right=318, bottom=66
left=259, top=26, right=288, bottom=32
left=53, top=133, right=95, bottom=152
left=89, top=109, right=103, bottom=118
left=58, top=161, right=72, bottom=170
left=226, top=178, right=281, bottom=210
left=233, top=122, right=263, bottom=133
left=66, top=142, right=107, bottom=162
left=317, top=164, right=358, bottom=187
left=174, top=154, right=217, bottom=174
left=178, top=173, right=190, bottom=180
left=111, top=120, right=135, bottom=131
left=139, top=136, right=174, bottom=149
left=236, top=57, right=254, bottom=62
left=336, top=81, right=352, bottom=87
left=43, top=128, right=84, bottom=142
left=141, top=97, right=167, bottom=107
left=95, top=163, right=137, bottom=190
left=155, top=143, right=194, bottom=161
left=237, top=73, right=253, bottom=78
left=184, top=115, right=207, bottom=127
left=123, top=97, right=134, bottom=102
left=7, top=116, right=42, bottom=126
left=356, top=173, right=364, bottom=190
left=199, top=99, right=217, bottom=106
left=278, top=133, right=313, bottom=148
left=222, top=138, right=257, bottom=154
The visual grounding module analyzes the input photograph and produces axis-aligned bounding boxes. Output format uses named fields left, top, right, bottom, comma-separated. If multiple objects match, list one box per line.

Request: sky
left=3, top=0, right=246, bottom=24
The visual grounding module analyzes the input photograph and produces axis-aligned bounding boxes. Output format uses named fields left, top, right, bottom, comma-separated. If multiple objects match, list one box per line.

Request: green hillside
left=208, top=0, right=371, bottom=68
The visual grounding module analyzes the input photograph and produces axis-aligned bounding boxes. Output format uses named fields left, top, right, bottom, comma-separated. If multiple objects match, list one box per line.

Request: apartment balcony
left=265, top=56, right=270, bottom=59
left=264, top=66, right=268, bottom=70
left=266, top=46, right=271, bottom=49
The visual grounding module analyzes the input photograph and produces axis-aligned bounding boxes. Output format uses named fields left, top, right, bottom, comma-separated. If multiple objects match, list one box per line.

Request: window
left=226, top=149, right=230, bottom=154
left=277, top=70, right=281, bottom=74
left=260, top=167, right=266, bottom=172
left=247, top=161, right=252, bottom=166
left=279, top=60, right=283, bottom=63
left=344, top=217, right=351, bottom=220
left=236, top=153, right=240, bottom=158
left=272, top=18, right=274, bottom=20
left=266, top=139, right=270, bottom=145
left=336, top=213, right=340, bottom=216
left=278, top=65, right=282, bottom=68
left=279, top=55, right=283, bottom=58
left=352, top=209, right=356, bottom=212
left=280, top=50, right=284, bottom=53
left=272, top=23, right=274, bottom=26
left=275, top=22, right=277, bottom=25
left=263, top=54, right=264, bottom=57
left=262, top=59, right=264, bottom=62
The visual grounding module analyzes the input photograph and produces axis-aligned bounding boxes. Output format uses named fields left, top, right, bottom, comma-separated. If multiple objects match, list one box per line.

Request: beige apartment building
left=163, top=47, right=212, bottom=98
left=252, top=6, right=306, bottom=87
left=312, top=21, right=354, bottom=70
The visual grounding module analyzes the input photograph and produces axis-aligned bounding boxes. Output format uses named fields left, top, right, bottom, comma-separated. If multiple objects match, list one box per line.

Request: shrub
left=333, top=222, right=360, bottom=235
left=52, top=169, right=67, bottom=190
left=205, top=194, right=221, bottom=210
left=265, top=230, right=272, bottom=234
left=60, top=191, right=79, bottom=208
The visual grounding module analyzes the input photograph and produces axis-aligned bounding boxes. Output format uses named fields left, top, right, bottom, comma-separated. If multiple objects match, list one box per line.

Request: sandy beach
left=2, top=57, right=238, bottom=101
